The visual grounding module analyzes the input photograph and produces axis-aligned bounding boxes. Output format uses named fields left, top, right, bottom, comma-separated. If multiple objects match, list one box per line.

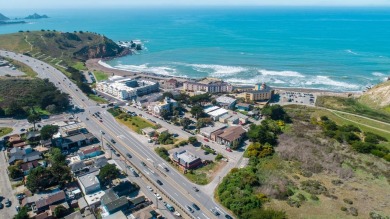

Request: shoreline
left=86, top=58, right=363, bottom=96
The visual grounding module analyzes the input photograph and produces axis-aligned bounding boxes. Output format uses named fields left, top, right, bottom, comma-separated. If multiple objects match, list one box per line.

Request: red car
left=204, top=138, right=209, bottom=142
left=99, top=119, right=103, bottom=122
left=226, top=148, right=232, bottom=152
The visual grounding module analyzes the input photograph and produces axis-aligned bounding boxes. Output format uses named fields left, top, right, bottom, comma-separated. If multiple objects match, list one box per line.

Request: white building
left=77, top=171, right=101, bottom=195
left=153, top=97, right=178, bottom=116
left=96, top=76, right=159, bottom=100
left=216, top=96, right=237, bottom=109
left=208, top=108, right=229, bottom=121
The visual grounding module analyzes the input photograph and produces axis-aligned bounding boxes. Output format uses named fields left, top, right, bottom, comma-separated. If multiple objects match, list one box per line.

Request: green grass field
left=184, top=162, right=218, bottom=185
left=116, top=116, right=156, bottom=134
left=72, top=62, right=87, bottom=71
left=0, top=127, right=13, bottom=137
left=316, top=96, right=390, bottom=123
left=93, top=70, right=109, bottom=81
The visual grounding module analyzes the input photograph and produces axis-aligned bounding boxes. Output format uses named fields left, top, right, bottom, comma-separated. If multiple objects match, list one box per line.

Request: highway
left=0, top=50, right=231, bottom=219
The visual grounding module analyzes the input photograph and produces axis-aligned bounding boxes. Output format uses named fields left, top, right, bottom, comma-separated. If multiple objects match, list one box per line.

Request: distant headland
left=0, top=12, right=48, bottom=26
left=25, top=13, right=49, bottom=19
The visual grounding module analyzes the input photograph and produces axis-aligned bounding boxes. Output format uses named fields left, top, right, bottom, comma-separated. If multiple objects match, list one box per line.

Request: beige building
left=238, top=82, right=274, bottom=102
left=183, top=78, right=233, bottom=93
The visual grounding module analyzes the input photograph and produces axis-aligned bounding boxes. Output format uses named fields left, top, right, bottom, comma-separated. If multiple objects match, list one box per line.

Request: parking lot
left=169, top=145, right=216, bottom=161
left=0, top=66, right=25, bottom=77
left=276, top=91, right=316, bottom=106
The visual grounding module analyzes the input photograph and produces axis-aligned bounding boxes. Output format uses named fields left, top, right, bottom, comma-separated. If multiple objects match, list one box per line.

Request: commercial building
left=160, top=78, right=179, bottom=89
left=238, top=83, right=274, bottom=102
left=171, top=150, right=202, bottom=170
left=208, top=108, right=229, bottom=121
left=183, top=78, right=233, bottom=93
left=96, top=76, right=159, bottom=100
left=200, top=125, right=226, bottom=139
left=52, top=122, right=96, bottom=150
left=216, top=126, right=246, bottom=147
left=236, top=103, right=252, bottom=111
left=77, top=171, right=101, bottom=195
left=101, top=190, right=130, bottom=215
left=216, top=96, right=237, bottom=109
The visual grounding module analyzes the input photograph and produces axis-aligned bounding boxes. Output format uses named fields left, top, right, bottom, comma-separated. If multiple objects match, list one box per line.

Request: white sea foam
left=115, top=63, right=176, bottom=76
left=345, top=49, right=358, bottom=55
left=306, top=76, right=360, bottom=89
left=190, top=64, right=247, bottom=77
left=258, top=69, right=305, bottom=77
left=98, top=60, right=115, bottom=69
left=372, top=72, right=385, bottom=77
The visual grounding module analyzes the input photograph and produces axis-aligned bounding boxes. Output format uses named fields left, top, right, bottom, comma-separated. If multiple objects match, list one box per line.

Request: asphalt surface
left=0, top=50, right=231, bottom=219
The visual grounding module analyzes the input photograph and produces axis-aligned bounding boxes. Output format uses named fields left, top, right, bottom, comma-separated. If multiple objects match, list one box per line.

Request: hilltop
left=25, top=13, right=49, bottom=19
left=0, top=31, right=127, bottom=68
left=359, top=80, right=390, bottom=112
left=0, top=13, right=9, bottom=21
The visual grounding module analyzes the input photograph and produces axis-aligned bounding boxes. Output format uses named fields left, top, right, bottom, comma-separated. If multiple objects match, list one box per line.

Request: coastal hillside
left=0, top=13, right=9, bottom=21
left=0, top=31, right=126, bottom=67
left=359, top=80, right=390, bottom=112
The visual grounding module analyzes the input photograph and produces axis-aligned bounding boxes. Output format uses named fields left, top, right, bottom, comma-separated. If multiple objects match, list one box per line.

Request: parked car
left=0, top=202, right=3, bottom=209
left=204, top=138, right=209, bottom=142
left=225, top=214, right=233, bottom=219
left=192, top=203, right=200, bottom=211
left=110, top=139, right=116, bottom=144
left=173, top=211, right=181, bottom=217
left=16, top=193, right=25, bottom=200
left=16, top=206, right=20, bottom=212
left=5, top=199, right=11, bottom=207
left=156, top=180, right=163, bottom=185
left=100, top=130, right=105, bottom=135
left=147, top=186, right=153, bottom=191
left=226, top=148, right=232, bottom=152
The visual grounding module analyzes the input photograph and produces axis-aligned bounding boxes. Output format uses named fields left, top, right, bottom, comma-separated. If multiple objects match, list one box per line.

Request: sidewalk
left=0, top=148, right=18, bottom=218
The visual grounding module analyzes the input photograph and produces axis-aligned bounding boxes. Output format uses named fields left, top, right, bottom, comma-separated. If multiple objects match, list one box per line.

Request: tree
left=50, top=163, right=71, bottom=187
left=196, top=117, right=213, bottom=129
left=26, top=166, right=54, bottom=192
left=53, top=205, right=67, bottom=218
left=98, top=164, right=120, bottom=185
left=180, top=118, right=191, bottom=129
left=8, top=165, right=23, bottom=179
left=190, top=105, right=204, bottom=119
left=0, top=107, right=5, bottom=117
left=262, top=104, right=290, bottom=122
left=188, top=136, right=198, bottom=145
left=49, top=147, right=66, bottom=165
left=160, top=109, right=171, bottom=120
left=351, top=141, right=375, bottom=153
left=40, top=125, right=59, bottom=140
left=162, top=92, right=174, bottom=99
left=45, top=104, right=57, bottom=113
left=13, top=206, right=29, bottom=219
left=158, top=132, right=174, bottom=145
left=27, top=113, right=41, bottom=130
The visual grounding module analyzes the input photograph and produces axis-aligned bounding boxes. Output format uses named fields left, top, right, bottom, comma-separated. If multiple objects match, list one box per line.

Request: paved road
left=0, top=50, right=232, bottom=219
left=0, top=142, right=18, bottom=218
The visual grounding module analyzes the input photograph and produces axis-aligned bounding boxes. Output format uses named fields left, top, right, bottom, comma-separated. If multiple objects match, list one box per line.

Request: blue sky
left=2, top=0, right=390, bottom=9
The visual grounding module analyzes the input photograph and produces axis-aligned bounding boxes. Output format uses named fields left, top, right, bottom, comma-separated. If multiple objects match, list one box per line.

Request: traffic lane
left=93, top=115, right=210, bottom=219
left=98, top=113, right=220, bottom=218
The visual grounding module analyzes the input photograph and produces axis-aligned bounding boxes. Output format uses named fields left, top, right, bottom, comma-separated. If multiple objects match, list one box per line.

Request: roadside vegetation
left=87, top=94, right=108, bottom=104
left=0, top=127, right=12, bottom=137
left=2, top=57, right=37, bottom=77
left=0, top=78, right=69, bottom=118
left=108, top=108, right=156, bottom=134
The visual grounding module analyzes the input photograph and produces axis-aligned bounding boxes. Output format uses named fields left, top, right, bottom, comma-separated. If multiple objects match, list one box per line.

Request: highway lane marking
left=202, top=213, right=210, bottom=219
left=174, top=193, right=179, bottom=196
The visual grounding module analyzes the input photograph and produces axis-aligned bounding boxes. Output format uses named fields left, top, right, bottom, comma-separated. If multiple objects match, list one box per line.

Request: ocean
left=1, top=7, right=390, bottom=91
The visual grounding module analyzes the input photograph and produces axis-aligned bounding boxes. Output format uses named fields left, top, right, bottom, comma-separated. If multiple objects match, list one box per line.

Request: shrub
left=351, top=141, right=376, bottom=153
left=343, top=198, right=353, bottom=205
left=341, top=206, right=348, bottom=211
left=310, top=194, right=319, bottom=201
left=215, top=153, right=223, bottom=161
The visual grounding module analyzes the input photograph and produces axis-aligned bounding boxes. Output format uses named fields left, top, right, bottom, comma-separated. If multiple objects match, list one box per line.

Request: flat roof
left=78, top=171, right=100, bottom=188
left=208, top=108, right=228, bottom=117
left=204, top=106, right=220, bottom=113
left=200, top=125, right=226, bottom=136
left=176, top=150, right=199, bottom=163
left=216, top=96, right=236, bottom=104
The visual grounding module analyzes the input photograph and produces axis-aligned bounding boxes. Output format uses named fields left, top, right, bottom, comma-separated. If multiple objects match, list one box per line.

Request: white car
left=154, top=193, right=162, bottom=200
left=174, top=211, right=181, bottom=217
left=147, top=186, right=153, bottom=191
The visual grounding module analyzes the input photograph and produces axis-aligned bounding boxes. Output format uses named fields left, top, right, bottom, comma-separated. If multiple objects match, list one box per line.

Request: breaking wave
left=258, top=69, right=305, bottom=77
left=189, top=64, right=248, bottom=77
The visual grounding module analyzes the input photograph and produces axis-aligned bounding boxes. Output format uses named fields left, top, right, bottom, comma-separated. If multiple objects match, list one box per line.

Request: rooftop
left=78, top=171, right=100, bottom=188
left=200, top=125, right=226, bottom=136
left=208, top=108, right=228, bottom=117
left=216, top=96, right=236, bottom=104
left=204, top=106, right=220, bottom=113
left=218, top=126, right=246, bottom=142
left=175, top=150, right=200, bottom=164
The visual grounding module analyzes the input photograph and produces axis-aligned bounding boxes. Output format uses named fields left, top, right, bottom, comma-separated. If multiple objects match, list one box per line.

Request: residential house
left=215, top=96, right=237, bottom=109
left=216, top=126, right=246, bottom=147
left=236, top=103, right=252, bottom=111
left=8, top=134, right=27, bottom=148
left=32, top=191, right=66, bottom=213
left=171, top=150, right=202, bottom=170
left=20, top=160, right=40, bottom=175
left=112, top=181, right=139, bottom=197
left=101, top=189, right=130, bottom=215
left=8, top=146, right=42, bottom=165
left=26, top=131, right=41, bottom=142
left=64, top=210, right=96, bottom=219
left=77, top=171, right=101, bottom=195
left=34, top=211, right=52, bottom=219
left=129, top=196, right=146, bottom=206
left=104, top=210, right=127, bottom=219
left=78, top=146, right=102, bottom=160
left=70, top=161, right=87, bottom=176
